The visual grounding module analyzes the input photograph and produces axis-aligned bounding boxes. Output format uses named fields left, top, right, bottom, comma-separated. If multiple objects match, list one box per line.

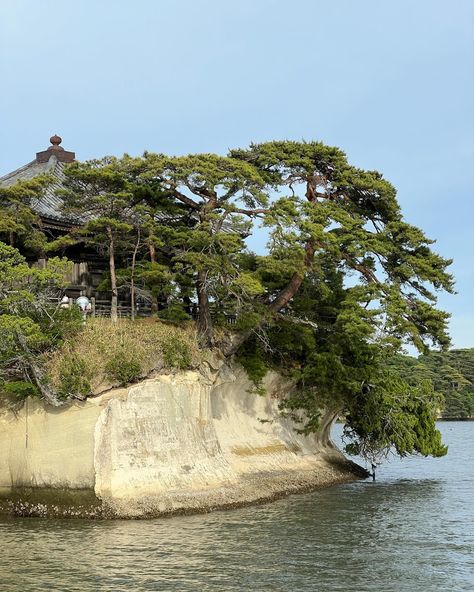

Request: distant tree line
left=388, top=351, right=474, bottom=419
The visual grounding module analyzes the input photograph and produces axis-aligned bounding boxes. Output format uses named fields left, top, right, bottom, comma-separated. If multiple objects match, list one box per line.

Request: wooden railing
left=52, top=296, right=238, bottom=323
left=94, top=300, right=153, bottom=318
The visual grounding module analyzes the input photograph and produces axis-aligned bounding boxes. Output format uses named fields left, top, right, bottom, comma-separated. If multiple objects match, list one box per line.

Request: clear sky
left=1, top=1, right=473, bottom=347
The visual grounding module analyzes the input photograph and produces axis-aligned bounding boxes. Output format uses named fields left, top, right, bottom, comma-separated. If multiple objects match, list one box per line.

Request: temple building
left=1, top=135, right=76, bottom=231
left=0, top=135, right=107, bottom=300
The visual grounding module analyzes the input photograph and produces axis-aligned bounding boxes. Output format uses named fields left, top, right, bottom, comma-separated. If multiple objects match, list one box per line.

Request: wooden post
left=91, top=297, right=96, bottom=317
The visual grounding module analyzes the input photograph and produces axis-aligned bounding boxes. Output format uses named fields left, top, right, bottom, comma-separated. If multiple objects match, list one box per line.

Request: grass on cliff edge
left=44, top=318, right=203, bottom=397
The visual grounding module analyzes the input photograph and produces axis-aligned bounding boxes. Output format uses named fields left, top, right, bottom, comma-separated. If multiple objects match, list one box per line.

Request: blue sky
left=1, top=1, right=473, bottom=347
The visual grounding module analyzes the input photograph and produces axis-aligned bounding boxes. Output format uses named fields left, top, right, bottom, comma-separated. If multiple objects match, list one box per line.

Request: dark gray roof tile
left=0, top=155, right=81, bottom=224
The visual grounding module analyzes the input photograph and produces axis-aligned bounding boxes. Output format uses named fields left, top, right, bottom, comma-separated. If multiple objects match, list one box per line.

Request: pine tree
left=60, top=158, right=135, bottom=322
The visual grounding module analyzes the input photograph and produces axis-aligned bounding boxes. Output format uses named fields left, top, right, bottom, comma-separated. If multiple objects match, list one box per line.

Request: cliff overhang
left=0, top=364, right=368, bottom=518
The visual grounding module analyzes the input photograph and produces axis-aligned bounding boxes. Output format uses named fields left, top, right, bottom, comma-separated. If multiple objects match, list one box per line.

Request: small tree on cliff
left=0, top=242, right=79, bottom=405
left=114, top=163, right=187, bottom=316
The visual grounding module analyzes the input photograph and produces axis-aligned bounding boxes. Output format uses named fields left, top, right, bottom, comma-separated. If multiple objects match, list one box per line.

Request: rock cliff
left=0, top=365, right=366, bottom=518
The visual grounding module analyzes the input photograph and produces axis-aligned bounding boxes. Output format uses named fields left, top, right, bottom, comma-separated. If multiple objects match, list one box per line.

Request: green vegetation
left=160, top=335, right=192, bottom=370
left=0, top=139, right=457, bottom=463
left=0, top=176, right=51, bottom=256
left=234, top=264, right=447, bottom=463
left=236, top=340, right=269, bottom=396
left=1, top=380, right=39, bottom=400
left=58, top=355, right=92, bottom=400
left=0, top=242, right=81, bottom=405
left=44, top=318, right=200, bottom=394
left=388, top=350, right=474, bottom=419
left=105, top=349, right=142, bottom=385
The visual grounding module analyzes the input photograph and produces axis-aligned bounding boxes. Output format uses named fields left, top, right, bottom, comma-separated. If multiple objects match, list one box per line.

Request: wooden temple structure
left=0, top=136, right=111, bottom=306
left=1, top=136, right=238, bottom=321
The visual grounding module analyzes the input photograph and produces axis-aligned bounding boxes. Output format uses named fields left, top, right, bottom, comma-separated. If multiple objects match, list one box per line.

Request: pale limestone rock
left=0, top=365, right=359, bottom=518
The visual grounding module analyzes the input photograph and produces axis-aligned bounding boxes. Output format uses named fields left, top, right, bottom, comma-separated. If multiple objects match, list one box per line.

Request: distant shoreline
left=438, top=417, right=474, bottom=422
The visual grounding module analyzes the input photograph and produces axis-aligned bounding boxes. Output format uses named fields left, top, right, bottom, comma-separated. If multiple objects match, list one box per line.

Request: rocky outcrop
left=0, top=365, right=366, bottom=518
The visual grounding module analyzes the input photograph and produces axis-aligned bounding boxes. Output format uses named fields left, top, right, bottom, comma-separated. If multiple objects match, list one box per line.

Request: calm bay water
left=0, top=422, right=472, bottom=591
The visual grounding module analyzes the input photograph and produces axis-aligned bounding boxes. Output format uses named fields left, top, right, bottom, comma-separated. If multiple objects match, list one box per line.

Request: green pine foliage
left=0, top=242, right=81, bottom=405
left=235, top=258, right=449, bottom=463
left=0, top=380, right=40, bottom=400
left=0, top=176, right=51, bottom=256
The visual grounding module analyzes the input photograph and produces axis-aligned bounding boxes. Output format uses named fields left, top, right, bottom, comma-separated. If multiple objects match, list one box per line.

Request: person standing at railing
left=76, top=295, right=92, bottom=324
left=59, top=296, right=70, bottom=309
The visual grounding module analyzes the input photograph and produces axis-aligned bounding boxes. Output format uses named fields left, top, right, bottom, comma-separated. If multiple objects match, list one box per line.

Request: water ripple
left=0, top=422, right=473, bottom=591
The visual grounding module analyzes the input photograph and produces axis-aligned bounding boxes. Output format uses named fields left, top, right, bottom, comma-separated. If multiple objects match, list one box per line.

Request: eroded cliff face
left=0, top=365, right=364, bottom=518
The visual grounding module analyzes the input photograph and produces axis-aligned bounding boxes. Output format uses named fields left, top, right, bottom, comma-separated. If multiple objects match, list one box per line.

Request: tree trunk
left=107, top=226, right=118, bottom=322
left=27, top=358, right=63, bottom=407
left=197, top=270, right=214, bottom=347
left=130, top=228, right=141, bottom=321
left=223, top=241, right=316, bottom=356
left=269, top=181, right=317, bottom=312
left=16, top=333, right=63, bottom=407
left=224, top=182, right=317, bottom=356
left=149, top=241, right=156, bottom=263
left=269, top=241, right=315, bottom=312
left=149, top=241, right=159, bottom=314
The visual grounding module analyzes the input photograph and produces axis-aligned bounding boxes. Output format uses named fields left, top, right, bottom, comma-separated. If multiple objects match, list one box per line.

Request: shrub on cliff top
left=58, top=354, right=92, bottom=400
left=44, top=318, right=200, bottom=395
left=161, top=335, right=191, bottom=370
left=0, top=380, right=40, bottom=400
left=105, top=348, right=142, bottom=385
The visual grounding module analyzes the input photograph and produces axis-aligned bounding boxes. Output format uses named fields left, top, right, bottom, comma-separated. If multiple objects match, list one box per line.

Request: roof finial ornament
left=50, top=134, right=62, bottom=147
left=35, top=134, right=75, bottom=163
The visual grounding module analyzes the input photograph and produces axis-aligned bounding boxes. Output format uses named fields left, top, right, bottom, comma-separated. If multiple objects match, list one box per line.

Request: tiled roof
left=0, top=144, right=190, bottom=229
left=0, top=138, right=80, bottom=225
left=1, top=137, right=198, bottom=230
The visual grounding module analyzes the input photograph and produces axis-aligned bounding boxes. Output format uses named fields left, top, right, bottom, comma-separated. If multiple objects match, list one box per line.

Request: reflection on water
left=1, top=423, right=473, bottom=591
